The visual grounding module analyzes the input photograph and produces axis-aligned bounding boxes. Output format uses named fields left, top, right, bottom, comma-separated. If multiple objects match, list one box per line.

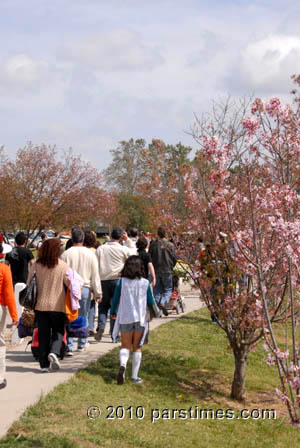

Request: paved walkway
left=0, top=289, right=202, bottom=437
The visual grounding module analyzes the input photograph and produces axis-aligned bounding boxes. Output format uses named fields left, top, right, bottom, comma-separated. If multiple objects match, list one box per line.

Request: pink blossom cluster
left=251, top=98, right=265, bottom=114
left=202, top=135, right=219, bottom=151
left=274, top=348, right=289, bottom=361
left=276, top=388, right=290, bottom=404
left=243, top=306, right=263, bottom=329
left=201, top=136, right=232, bottom=168
left=265, top=98, right=282, bottom=117
left=234, top=229, right=254, bottom=246
left=255, top=300, right=263, bottom=310
left=241, top=117, right=260, bottom=136
left=291, top=377, right=300, bottom=391
left=208, top=168, right=230, bottom=185
left=209, top=196, right=227, bottom=214
left=290, top=363, right=300, bottom=375
left=266, top=354, right=275, bottom=366
left=227, top=176, right=300, bottom=280
left=259, top=128, right=300, bottom=160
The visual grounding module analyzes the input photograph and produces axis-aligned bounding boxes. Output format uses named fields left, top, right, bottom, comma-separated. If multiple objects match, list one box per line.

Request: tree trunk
left=231, top=349, right=247, bottom=401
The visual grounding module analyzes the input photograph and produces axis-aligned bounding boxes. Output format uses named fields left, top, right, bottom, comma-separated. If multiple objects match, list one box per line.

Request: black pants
left=35, top=311, right=65, bottom=368
left=97, top=279, right=118, bottom=334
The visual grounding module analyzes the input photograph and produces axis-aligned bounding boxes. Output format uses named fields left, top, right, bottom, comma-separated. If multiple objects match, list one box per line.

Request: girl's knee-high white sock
left=120, top=348, right=130, bottom=368
left=132, top=351, right=142, bottom=379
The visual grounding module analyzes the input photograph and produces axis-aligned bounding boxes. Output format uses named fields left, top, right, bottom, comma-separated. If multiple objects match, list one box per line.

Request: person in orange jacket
left=0, top=241, right=18, bottom=390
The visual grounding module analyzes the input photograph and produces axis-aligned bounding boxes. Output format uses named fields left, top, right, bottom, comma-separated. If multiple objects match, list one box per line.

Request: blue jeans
left=97, top=279, right=118, bottom=335
left=88, top=300, right=96, bottom=331
left=67, top=286, right=91, bottom=351
left=153, top=273, right=173, bottom=308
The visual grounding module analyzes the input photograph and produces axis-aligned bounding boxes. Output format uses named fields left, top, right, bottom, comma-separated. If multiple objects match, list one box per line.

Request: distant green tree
left=103, top=139, right=146, bottom=194
left=104, top=138, right=192, bottom=230
left=140, top=140, right=192, bottom=221
left=117, top=193, right=149, bottom=231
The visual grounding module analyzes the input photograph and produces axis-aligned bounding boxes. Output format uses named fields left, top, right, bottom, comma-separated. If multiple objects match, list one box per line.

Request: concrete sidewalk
left=0, top=290, right=202, bottom=437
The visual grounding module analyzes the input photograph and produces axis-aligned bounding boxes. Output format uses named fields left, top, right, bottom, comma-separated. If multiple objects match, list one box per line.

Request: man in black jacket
left=149, top=227, right=177, bottom=316
left=5, top=232, right=34, bottom=286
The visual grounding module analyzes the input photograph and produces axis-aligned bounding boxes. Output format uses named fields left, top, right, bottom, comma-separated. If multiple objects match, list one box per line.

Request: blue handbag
left=71, top=316, right=87, bottom=328
left=67, top=326, right=89, bottom=338
left=17, top=320, right=34, bottom=338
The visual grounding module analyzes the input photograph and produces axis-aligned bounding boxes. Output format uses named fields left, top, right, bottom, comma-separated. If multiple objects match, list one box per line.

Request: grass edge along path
left=1, top=308, right=300, bottom=448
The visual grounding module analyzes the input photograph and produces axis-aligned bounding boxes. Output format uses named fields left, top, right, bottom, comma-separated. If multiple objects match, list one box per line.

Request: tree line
left=0, top=139, right=193, bottom=238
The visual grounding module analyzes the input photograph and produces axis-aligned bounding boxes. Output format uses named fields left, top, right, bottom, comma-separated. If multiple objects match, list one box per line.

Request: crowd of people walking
left=0, top=225, right=178, bottom=388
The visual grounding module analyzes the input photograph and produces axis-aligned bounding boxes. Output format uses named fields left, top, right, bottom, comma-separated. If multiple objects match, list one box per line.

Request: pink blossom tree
left=140, top=81, right=300, bottom=416
left=235, top=78, right=300, bottom=423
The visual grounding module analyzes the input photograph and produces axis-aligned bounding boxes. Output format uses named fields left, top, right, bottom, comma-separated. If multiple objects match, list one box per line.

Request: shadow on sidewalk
left=5, top=350, right=106, bottom=375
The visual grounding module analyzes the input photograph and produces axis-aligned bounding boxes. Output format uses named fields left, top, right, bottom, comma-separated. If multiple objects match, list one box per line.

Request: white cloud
left=60, top=30, right=164, bottom=72
left=1, top=54, right=49, bottom=89
left=228, top=35, right=300, bottom=94
left=0, top=52, right=70, bottom=112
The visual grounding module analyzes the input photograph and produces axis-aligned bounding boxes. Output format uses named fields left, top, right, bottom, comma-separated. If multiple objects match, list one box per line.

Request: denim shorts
left=119, top=322, right=145, bottom=333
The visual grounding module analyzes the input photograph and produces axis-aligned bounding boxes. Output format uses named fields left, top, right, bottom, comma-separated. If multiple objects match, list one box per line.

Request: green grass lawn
left=1, top=309, right=300, bottom=448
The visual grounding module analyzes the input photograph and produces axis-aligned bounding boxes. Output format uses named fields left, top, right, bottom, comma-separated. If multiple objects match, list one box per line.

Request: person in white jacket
left=110, top=255, right=155, bottom=384
left=61, top=229, right=101, bottom=354
left=95, top=227, right=131, bottom=342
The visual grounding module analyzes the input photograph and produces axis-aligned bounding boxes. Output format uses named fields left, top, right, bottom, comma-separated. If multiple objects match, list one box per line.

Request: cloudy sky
left=1, top=0, right=300, bottom=170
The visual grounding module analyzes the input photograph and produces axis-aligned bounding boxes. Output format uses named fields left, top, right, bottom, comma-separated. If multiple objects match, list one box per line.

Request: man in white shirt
left=61, top=229, right=102, bottom=353
left=95, top=226, right=131, bottom=341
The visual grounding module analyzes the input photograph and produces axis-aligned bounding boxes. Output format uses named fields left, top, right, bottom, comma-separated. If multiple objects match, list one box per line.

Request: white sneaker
left=77, top=342, right=89, bottom=352
left=131, top=377, right=143, bottom=384
left=48, top=353, right=60, bottom=371
left=40, top=368, right=49, bottom=373
left=65, top=351, right=73, bottom=357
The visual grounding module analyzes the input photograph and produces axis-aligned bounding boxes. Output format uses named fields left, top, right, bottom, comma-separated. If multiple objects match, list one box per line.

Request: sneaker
left=95, top=328, right=104, bottom=342
left=77, top=342, right=89, bottom=352
left=88, top=330, right=96, bottom=337
left=159, top=304, right=169, bottom=316
left=48, top=353, right=60, bottom=371
left=65, top=351, right=73, bottom=357
left=40, top=368, right=49, bottom=373
left=0, top=379, right=7, bottom=389
left=112, top=336, right=121, bottom=343
left=117, top=366, right=126, bottom=385
left=131, top=377, right=143, bottom=384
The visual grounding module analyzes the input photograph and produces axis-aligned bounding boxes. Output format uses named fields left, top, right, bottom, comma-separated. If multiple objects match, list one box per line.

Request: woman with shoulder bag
left=27, top=239, right=69, bottom=372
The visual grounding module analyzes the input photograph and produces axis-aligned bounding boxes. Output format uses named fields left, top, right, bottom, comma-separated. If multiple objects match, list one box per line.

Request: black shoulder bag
left=19, top=269, right=38, bottom=310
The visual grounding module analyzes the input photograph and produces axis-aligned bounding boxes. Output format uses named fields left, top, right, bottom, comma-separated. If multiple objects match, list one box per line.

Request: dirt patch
left=178, top=369, right=288, bottom=420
